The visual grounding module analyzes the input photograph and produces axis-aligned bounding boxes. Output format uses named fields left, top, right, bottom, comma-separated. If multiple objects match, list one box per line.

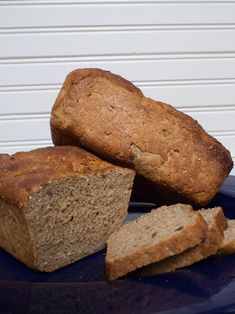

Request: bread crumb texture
left=218, top=220, right=235, bottom=256
left=105, top=204, right=208, bottom=280
left=137, top=206, right=227, bottom=276
left=0, top=146, right=135, bottom=271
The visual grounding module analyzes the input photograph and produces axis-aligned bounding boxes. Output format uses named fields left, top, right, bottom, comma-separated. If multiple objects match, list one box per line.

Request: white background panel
left=2, top=29, right=235, bottom=59
left=215, top=135, right=235, bottom=158
left=0, top=89, right=57, bottom=115
left=1, top=3, right=235, bottom=28
left=0, top=142, right=52, bottom=154
left=187, top=111, right=235, bottom=133
left=0, top=118, right=50, bottom=142
left=140, top=84, right=235, bottom=109
left=1, top=57, right=235, bottom=87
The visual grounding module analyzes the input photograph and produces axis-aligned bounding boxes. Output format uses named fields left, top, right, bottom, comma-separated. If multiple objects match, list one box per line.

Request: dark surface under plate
left=0, top=176, right=235, bottom=314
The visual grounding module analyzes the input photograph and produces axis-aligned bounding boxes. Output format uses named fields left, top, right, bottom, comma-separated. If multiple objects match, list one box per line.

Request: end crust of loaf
left=105, top=204, right=208, bottom=280
left=0, top=146, right=135, bottom=272
left=217, top=220, right=235, bottom=256
left=137, top=207, right=227, bottom=276
left=50, top=68, right=233, bottom=207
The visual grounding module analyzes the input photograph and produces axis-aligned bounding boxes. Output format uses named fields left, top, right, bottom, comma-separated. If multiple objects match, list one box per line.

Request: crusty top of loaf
left=50, top=68, right=233, bottom=206
left=0, top=145, right=133, bottom=208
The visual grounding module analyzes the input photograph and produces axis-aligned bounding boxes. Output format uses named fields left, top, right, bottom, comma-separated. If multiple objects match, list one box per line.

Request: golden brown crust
left=0, top=145, right=133, bottom=208
left=50, top=68, right=233, bottom=206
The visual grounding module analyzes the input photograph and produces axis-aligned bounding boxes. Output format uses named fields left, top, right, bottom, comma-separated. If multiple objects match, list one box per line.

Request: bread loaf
left=137, top=207, right=227, bottom=275
left=0, top=146, right=134, bottom=272
left=105, top=204, right=208, bottom=280
left=50, top=68, right=233, bottom=207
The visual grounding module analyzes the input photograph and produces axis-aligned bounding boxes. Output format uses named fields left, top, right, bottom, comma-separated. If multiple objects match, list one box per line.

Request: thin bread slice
left=217, top=220, right=235, bottom=256
left=137, top=207, right=227, bottom=276
left=105, top=204, right=208, bottom=280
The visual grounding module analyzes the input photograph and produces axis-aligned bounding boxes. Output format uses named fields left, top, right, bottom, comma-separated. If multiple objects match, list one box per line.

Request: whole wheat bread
left=105, top=204, right=208, bottom=280
left=137, top=207, right=227, bottom=276
left=50, top=68, right=233, bottom=207
left=0, top=146, right=135, bottom=272
left=217, top=220, right=235, bottom=256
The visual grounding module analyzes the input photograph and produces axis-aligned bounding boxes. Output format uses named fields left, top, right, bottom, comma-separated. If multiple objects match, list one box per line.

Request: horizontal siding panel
left=1, top=3, right=235, bottom=28
left=1, top=84, right=235, bottom=115
left=0, top=90, right=56, bottom=115
left=3, top=0, right=235, bottom=4
left=0, top=140, right=53, bottom=154
left=141, top=83, right=235, bottom=108
left=0, top=144, right=51, bottom=154
left=215, top=135, right=235, bottom=158
left=1, top=58, right=235, bottom=87
left=1, top=29, right=235, bottom=59
left=0, top=118, right=50, bottom=142
left=189, top=111, right=235, bottom=133
left=0, top=145, right=40, bottom=153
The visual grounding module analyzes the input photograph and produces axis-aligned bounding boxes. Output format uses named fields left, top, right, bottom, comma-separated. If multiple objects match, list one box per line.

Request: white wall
left=0, top=0, right=234, bottom=174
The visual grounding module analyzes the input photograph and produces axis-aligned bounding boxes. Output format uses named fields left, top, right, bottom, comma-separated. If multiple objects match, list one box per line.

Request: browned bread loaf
left=217, top=220, right=235, bottom=256
left=0, top=146, right=135, bottom=272
left=105, top=204, right=208, bottom=280
left=50, top=68, right=233, bottom=207
left=137, top=207, right=227, bottom=275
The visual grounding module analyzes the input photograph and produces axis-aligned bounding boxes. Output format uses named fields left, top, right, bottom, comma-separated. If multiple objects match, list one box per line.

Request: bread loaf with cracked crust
left=50, top=68, right=233, bottom=207
left=0, top=146, right=134, bottom=272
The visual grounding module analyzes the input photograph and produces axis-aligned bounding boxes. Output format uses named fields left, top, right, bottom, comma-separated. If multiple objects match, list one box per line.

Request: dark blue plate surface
left=0, top=176, right=235, bottom=314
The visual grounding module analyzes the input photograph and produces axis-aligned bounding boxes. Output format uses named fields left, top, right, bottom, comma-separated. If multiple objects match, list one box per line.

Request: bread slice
left=0, top=146, right=135, bottom=272
left=217, top=220, right=235, bottom=256
left=50, top=68, right=233, bottom=207
left=105, top=204, right=208, bottom=280
left=137, top=207, right=227, bottom=276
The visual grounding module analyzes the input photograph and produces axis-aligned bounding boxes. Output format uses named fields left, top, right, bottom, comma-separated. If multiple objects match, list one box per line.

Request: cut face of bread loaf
left=105, top=204, right=208, bottom=280
left=137, top=207, right=227, bottom=276
left=0, top=146, right=135, bottom=272
left=50, top=68, right=233, bottom=207
left=217, top=220, right=235, bottom=256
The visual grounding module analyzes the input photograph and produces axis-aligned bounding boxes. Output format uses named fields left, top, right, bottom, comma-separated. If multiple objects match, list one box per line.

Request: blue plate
left=0, top=176, right=235, bottom=314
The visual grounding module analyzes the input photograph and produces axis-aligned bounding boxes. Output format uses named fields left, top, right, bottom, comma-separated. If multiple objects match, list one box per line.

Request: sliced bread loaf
left=137, top=207, right=227, bottom=276
left=0, top=146, right=135, bottom=272
left=50, top=68, right=233, bottom=207
left=217, top=220, right=235, bottom=256
left=105, top=204, right=208, bottom=280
